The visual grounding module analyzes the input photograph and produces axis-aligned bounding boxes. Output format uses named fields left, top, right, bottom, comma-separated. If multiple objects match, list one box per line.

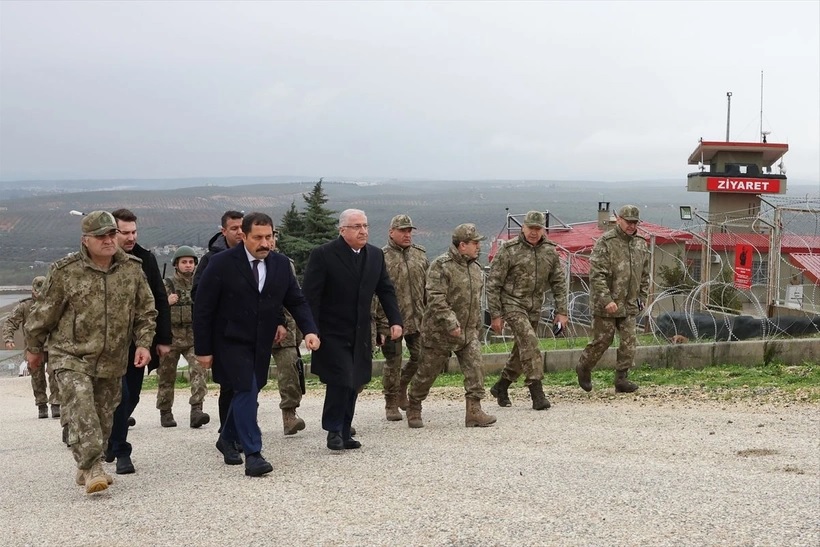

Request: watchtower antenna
left=759, top=70, right=765, bottom=142
left=725, top=91, right=732, bottom=141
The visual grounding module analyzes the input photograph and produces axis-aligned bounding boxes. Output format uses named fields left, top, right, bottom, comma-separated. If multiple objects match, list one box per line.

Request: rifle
left=295, top=346, right=306, bottom=395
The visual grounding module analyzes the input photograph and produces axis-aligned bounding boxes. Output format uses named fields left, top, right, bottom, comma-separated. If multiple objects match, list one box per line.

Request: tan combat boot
left=614, top=369, right=639, bottom=393
left=576, top=363, right=593, bottom=392
left=465, top=398, right=496, bottom=427
left=385, top=394, right=403, bottom=421
left=527, top=382, right=551, bottom=410
left=406, top=398, right=424, bottom=429
left=84, top=461, right=109, bottom=494
left=190, top=404, right=210, bottom=428
left=397, top=381, right=409, bottom=411
left=282, top=408, right=306, bottom=435
left=160, top=410, right=177, bottom=428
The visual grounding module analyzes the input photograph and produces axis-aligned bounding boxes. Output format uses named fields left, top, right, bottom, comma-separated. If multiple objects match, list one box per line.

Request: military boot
left=406, top=398, right=424, bottom=429
left=282, top=408, right=306, bottom=435
left=160, top=410, right=177, bottom=428
left=50, top=404, right=61, bottom=418
left=528, top=382, right=551, bottom=410
left=385, top=394, right=403, bottom=421
left=614, top=369, right=639, bottom=393
left=465, top=398, right=496, bottom=427
left=84, top=461, right=109, bottom=494
left=76, top=468, right=113, bottom=487
left=397, top=381, right=409, bottom=411
left=190, top=404, right=210, bottom=428
left=38, top=404, right=48, bottom=419
left=62, top=424, right=69, bottom=446
left=576, top=363, right=593, bottom=392
left=489, top=378, right=512, bottom=407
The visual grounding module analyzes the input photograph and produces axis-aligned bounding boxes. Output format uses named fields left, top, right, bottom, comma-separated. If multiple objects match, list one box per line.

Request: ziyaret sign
left=706, top=177, right=781, bottom=193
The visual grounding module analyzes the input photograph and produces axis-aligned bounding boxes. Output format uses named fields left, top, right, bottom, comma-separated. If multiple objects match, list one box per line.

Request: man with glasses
left=24, top=211, right=157, bottom=494
left=105, top=208, right=172, bottom=475
left=303, top=209, right=402, bottom=450
left=576, top=205, right=650, bottom=393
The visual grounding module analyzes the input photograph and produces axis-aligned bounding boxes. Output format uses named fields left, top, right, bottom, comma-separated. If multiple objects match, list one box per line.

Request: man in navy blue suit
left=194, top=212, right=320, bottom=477
left=303, top=208, right=402, bottom=451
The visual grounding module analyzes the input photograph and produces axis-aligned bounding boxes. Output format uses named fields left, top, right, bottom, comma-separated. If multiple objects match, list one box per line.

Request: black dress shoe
left=104, top=446, right=115, bottom=463
left=116, top=455, right=135, bottom=474
left=216, top=437, right=243, bottom=465
left=244, top=453, right=273, bottom=477
left=343, top=437, right=362, bottom=450
left=326, top=431, right=344, bottom=451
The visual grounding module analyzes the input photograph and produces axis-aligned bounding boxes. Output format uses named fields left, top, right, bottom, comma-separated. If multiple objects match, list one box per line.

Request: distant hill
left=0, top=177, right=815, bottom=284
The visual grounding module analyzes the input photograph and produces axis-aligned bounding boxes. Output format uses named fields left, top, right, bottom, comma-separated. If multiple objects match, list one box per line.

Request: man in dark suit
left=303, top=208, right=402, bottom=451
left=194, top=212, right=320, bottom=477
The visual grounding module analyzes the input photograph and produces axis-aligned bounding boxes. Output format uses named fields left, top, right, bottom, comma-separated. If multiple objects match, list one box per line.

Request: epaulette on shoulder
left=601, top=230, right=618, bottom=240
left=411, top=243, right=426, bottom=252
left=53, top=253, right=82, bottom=270
left=436, top=253, right=453, bottom=264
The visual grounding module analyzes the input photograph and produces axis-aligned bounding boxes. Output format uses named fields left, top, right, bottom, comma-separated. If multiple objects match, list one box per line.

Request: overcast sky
left=1, top=1, right=818, bottom=183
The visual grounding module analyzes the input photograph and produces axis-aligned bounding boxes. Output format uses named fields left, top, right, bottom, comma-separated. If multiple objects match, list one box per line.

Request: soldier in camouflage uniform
left=577, top=205, right=650, bottom=393
left=156, top=246, right=210, bottom=429
left=272, top=253, right=307, bottom=436
left=373, top=214, right=429, bottom=421
left=3, top=276, right=61, bottom=419
left=406, top=224, right=496, bottom=429
left=486, top=211, right=568, bottom=410
left=24, top=211, right=157, bottom=495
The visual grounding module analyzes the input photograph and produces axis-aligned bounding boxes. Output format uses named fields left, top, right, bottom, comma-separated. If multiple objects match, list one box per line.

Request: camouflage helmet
left=172, top=246, right=198, bottom=266
left=31, top=276, right=47, bottom=294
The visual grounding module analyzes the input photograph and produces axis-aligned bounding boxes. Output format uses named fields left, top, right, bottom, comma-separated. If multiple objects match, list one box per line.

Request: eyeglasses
left=86, top=232, right=118, bottom=241
left=342, top=224, right=369, bottom=231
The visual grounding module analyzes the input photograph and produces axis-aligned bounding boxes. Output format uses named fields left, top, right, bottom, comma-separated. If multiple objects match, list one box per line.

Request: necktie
left=252, top=259, right=260, bottom=289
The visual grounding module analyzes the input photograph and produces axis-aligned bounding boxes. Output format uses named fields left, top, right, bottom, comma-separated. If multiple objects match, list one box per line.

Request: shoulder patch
left=52, top=252, right=81, bottom=270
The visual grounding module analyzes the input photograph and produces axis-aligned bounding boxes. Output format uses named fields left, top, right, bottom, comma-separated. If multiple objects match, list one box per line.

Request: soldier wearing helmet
left=3, top=276, right=60, bottom=419
left=156, top=245, right=210, bottom=429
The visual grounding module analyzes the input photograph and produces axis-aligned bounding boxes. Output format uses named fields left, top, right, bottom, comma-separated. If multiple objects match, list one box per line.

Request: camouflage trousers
left=56, top=369, right=121, bottom=470
left=500, top=312, right=543, bottom=386
left=272, top=346, right=302, bottom=410
left=381, top=332, right=422, bottom=396
left=29, top=354, right=60, bottom=406
left=409, top=336, right=485, bottom=402
left=156, top=330, right=207, bottom=411
left=578, top=315, right=637, bottom=372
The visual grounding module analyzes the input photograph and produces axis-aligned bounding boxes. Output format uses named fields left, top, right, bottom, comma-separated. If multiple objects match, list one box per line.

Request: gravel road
left=1, top=377, right=817, bottom=547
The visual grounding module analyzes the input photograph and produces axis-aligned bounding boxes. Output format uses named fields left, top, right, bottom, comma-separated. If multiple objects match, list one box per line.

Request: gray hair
left=339, top=208, right=366, bottom=227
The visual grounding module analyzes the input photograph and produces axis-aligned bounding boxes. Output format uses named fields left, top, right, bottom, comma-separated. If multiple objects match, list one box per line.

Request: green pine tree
left=277, top=180, right=337, bottom=276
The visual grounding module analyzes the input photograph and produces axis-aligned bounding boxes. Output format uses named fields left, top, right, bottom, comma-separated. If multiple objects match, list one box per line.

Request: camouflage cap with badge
left=390, top=214, right=416, bottom=230
left=452, top=223, right=486, bottom=243
left=617, top=205, right=641, bottom=222
left=31, top=276, right=47, bottom=293
left=523, top=210, right=546, bottom=228
left=82, top=210, right=118, bottom=236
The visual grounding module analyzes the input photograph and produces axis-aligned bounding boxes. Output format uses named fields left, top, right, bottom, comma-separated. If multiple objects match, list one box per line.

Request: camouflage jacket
left=374, top=239, right=429, bottom=336
left=164, top=271, right=194, bottom=327
left=589, top=225, right=650, bottom=317
left=486, top=233, right=568, bottom=319
left=272, top=254, right=303, bottom=349
left=2, top=297, right=35, bottom=345
left=421, top=245, right=484, bottom=351
left=25, top=245, right=158, bottom=378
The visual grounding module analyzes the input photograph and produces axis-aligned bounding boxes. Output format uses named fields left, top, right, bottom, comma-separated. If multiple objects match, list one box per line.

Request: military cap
left=390, top=214, right=416, bottom=230
left=31, top=276, right=47, bottom=293
left=82, top=211, right=118, bottom=236
left=523, top=210, right=546, bottom=228
left=617, top=205, right=641, bottom=222
left=452, top=223, right=486, bottom=243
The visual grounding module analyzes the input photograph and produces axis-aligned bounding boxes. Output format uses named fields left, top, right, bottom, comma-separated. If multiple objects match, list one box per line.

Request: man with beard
left=105, top=208, right=172, bottom=475
left=156, top=246, right=210, bottom=429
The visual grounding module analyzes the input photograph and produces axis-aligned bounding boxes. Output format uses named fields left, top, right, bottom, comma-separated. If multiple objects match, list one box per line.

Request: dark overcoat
left=193, top=243, right=317, bottom=392
left=302, top=236, right=402, bottom=388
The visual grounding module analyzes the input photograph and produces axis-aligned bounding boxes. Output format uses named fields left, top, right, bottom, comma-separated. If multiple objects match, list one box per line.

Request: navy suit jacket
left=303, top=236, right=401, bottom=387
left=193, top=243, right=317, bottom=391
